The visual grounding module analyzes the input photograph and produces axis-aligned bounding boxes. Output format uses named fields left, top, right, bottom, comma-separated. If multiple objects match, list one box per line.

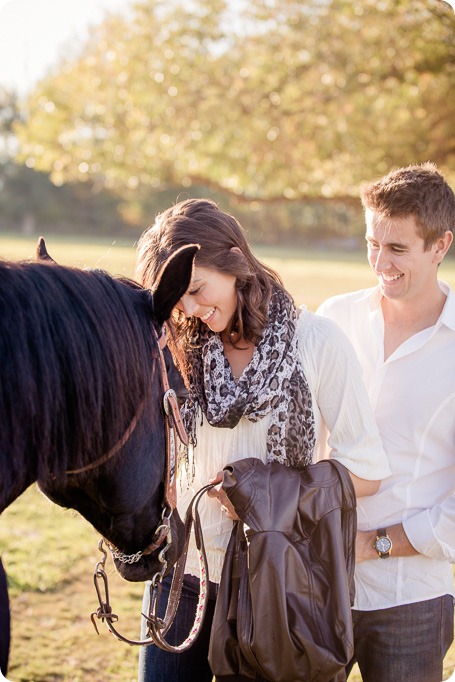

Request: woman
left=135, top=198, right=390, bottom=682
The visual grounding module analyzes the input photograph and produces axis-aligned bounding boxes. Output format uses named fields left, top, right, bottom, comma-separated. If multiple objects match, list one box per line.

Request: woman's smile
left=200, top=307, right=216, bottom=322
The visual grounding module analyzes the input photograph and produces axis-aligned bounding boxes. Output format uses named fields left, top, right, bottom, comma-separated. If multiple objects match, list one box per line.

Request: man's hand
left=207, top=471, right=240, bottom=521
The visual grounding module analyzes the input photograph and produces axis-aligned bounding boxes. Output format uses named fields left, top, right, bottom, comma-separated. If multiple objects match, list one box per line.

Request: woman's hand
left=207, top=471, right=240, bottom=520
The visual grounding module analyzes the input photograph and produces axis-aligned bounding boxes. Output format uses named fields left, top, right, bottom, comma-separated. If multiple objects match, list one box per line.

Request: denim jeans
left=347, top=595, right=454, bottom=682
left=138, top=573, right=218, bottom=682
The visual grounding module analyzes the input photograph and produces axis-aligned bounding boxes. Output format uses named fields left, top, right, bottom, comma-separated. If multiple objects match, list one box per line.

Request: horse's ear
left=153, top=244, right=199, bottom=326
left=36, top=237, right=57, bottom=263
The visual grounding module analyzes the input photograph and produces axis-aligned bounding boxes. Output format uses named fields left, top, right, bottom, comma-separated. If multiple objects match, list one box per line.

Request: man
left=317, top=163, right=455, bottom=682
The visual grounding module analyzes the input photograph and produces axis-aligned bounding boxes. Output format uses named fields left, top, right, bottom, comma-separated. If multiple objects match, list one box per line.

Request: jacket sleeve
left=297, top=310, right=390, bottom=481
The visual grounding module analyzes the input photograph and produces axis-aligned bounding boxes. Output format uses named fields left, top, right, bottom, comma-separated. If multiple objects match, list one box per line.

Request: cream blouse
left=176, top=307, right=390, bottom=584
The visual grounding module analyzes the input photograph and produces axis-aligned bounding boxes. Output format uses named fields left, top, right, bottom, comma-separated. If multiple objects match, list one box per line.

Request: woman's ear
left=230, top=246, right=242, bottom=255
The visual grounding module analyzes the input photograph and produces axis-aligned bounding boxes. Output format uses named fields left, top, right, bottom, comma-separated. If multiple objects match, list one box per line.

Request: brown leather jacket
left=208, top=457, right=356, bottom=682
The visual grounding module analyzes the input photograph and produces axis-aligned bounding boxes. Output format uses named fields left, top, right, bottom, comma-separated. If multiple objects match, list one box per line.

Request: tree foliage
left=0, top=161, right=132, bottom=235
left=0, top=86, right=21, bottom=159
left=15, top=0, right=455, bottom=209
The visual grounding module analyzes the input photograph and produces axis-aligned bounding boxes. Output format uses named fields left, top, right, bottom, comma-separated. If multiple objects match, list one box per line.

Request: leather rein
left=77, top=323, right=214, bottom=650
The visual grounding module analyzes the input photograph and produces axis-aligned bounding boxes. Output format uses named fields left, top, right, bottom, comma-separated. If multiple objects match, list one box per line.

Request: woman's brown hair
left=135, top=198, right=288, bottom=353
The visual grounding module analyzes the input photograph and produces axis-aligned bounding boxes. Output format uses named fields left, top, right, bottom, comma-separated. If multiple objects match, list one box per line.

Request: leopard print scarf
left=182, top=285, right=315, bottom=468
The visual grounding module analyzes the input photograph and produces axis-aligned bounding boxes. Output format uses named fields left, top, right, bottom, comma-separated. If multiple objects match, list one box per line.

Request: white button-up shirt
left=318, top=282, right=455, bottom=611
left=178, top=309, right=390, bottom=584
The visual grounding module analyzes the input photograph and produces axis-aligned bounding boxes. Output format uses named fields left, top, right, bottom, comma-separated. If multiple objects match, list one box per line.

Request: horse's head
left=27, top=242, right=198, bottom=582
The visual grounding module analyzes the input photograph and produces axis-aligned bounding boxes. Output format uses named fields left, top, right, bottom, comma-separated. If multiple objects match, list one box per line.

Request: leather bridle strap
left=66, top=323, right=187, bottom=481
left=104, top=323, right=189, bottom=564
left=66, top=404, right=146, bottom=475
left=90, top=482, right=215, bottom=649
left=108, top=325, right=190, bottom=563
left=88, top=324, right=216, bottom=649
left=70, top=322, right=188, bottom=567
left=156, top=326, right=188, bottom=511
left=144, top=483, right=215, bottom=651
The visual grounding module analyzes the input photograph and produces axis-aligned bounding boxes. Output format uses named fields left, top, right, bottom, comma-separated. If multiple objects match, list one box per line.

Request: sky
left=0, top=0, right=132, bottom=94
left=0, top=0, right=454, bottom=96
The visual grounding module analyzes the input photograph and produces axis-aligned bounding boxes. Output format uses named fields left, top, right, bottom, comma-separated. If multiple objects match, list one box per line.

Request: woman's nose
left=178, top=294, right=198, bottom=317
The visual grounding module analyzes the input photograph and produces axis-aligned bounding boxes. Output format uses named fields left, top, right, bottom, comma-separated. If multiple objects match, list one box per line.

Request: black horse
left=0, top=241, right=198, bottom=672
left=0, top=243, right=198, bottom=575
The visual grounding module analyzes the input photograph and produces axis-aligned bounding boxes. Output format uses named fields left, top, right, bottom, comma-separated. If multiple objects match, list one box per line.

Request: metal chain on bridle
left=90, top=482, right=215, bottom=650
left=70, top=323, right=215, bottom=650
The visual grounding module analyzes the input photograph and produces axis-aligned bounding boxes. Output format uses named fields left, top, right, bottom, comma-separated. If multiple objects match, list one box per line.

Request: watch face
left=376, top=537, right=392, bottom=553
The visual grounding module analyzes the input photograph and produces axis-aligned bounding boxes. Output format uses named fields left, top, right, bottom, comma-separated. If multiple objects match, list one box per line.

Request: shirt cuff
left=403, top=509, right=448, bottom=562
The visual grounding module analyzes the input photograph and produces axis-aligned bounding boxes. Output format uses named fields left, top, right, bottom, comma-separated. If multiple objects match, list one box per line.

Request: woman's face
left=175, top=265, right=237, bottom=333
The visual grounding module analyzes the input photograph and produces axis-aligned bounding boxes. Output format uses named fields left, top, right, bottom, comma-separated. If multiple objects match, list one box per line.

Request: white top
left=317, top=282, right=455, bottom=610
left=178, top=308, right=390, bottom=584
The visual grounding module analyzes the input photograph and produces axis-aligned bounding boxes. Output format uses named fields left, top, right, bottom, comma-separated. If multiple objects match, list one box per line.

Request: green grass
left=1, top=487, right=143, bottom=682
left=2, top=232, right=454, bottom=311
left=1, top=232, right=455, bottom=681
left=0, top=233, right=139, bottom=279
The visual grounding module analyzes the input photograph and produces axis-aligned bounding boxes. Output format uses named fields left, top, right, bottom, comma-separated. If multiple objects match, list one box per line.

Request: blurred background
left=0, top=0, right=454, bottom=250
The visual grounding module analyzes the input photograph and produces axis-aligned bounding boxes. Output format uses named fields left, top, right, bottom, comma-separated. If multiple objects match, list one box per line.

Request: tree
left=14, top=0, right=455, bottom=211
left=0, top=87, right=21, bottom=160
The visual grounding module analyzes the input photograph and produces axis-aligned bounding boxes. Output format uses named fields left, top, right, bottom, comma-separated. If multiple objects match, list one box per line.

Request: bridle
left=103, top=324, right=188, bottom=564
left=66, top=323, right=187, bottom=557
left=84, top=322, right=214, bottom=650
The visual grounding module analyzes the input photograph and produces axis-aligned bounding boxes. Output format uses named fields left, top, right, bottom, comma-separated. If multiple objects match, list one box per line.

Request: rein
left=90, top=483, right=215, bottom=649
left=86, top=323, right=215, bottom=650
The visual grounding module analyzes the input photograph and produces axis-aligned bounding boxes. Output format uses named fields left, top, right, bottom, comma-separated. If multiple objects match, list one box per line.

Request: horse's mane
left=0, top=259, right=158, bottom=493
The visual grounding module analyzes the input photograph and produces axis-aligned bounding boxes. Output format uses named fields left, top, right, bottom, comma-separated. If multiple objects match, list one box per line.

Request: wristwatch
left=373, top=528, right=392, bottom=558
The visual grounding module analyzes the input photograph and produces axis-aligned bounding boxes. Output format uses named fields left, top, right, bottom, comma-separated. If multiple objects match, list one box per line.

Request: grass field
left=1, top=233, right=455, bottom=682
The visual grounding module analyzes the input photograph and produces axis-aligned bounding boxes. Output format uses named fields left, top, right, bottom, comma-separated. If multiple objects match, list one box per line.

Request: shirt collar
left=366, top=282, right=455, bottom=330
left=366, top=285, right=382, bottom=313
left=438, top=281, right=455, bottom=331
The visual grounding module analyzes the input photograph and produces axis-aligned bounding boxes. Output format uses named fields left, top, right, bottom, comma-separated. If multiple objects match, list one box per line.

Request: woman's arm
left=349, top=472, right=380, bottom=498
left=298, top=310, right=390, bottom=496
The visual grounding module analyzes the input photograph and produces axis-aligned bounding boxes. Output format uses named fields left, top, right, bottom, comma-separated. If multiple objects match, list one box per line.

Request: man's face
left=365, top=210, right=445, bottom=305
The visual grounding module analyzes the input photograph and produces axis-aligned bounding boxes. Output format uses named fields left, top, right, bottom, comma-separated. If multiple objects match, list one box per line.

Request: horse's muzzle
left=112, top=510, right=185, bottom=582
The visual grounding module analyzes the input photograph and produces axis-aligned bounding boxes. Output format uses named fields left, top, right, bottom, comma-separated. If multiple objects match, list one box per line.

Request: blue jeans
left=348, top=595, right=454, bottom=682
left=138, top=573, right=218, bottom=682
